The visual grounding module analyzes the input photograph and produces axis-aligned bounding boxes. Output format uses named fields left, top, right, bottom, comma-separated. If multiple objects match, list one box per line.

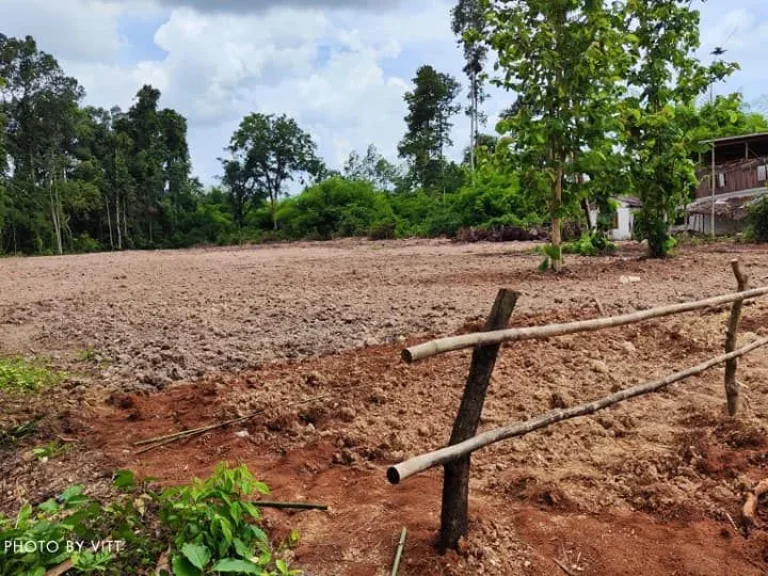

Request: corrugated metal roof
left=699, top=131, right=768, bottom=146
left=686, top=187, right=768, bottom=218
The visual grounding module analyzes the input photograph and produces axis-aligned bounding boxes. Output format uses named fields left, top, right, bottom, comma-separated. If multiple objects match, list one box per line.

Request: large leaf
left=172, top=555, right=202, bottom=576
left=113, top=469, right=136, bottom=490
left=211, top=558, right=263, bottom=573
left=181, top=543, right=210, bottom=571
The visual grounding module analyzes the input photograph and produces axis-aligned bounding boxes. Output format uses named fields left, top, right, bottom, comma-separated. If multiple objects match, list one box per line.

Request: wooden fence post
left=725, top=259, right=749, bottom=416
left=438, top=289, right=519, bottom=552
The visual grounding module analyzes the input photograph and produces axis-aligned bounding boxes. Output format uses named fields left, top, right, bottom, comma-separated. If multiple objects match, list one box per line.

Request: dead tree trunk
left=439, top=289, right=519, bottom=552
left=725, top=259, right=749, bottom=415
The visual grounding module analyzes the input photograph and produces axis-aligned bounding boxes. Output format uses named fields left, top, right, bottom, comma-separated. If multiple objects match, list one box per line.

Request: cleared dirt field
left=3, top=239, right=768, bottom=575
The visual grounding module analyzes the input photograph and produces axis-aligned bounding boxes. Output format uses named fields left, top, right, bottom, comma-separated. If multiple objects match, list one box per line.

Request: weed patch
left=0, top=357, right=62, bottom=392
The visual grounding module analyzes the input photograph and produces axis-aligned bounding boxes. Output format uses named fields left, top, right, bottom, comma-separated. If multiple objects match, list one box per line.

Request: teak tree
left=620, top=0, right=737, bottom=258
left=487, top=0, right=630, bottom=272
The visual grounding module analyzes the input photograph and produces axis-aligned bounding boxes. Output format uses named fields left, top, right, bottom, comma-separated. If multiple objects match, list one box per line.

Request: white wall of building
left=687, top=213, right=745, bottom=236
left=589, top=200, right=636, bottom=241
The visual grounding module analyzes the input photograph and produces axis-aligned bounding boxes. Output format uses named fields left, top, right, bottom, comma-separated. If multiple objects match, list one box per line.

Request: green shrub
left=748, top=196, right=768, bottom=243
left=0, top=464, right=302, bottom=576
left=278, top=177, right=380, bottom=240
left=368, top=219, right=397, bottom=240
left=0, top=357, right=62, bottom=392
left=562, top=233, right=617, bottom=256
left=70, top=233, right=102, bottom=254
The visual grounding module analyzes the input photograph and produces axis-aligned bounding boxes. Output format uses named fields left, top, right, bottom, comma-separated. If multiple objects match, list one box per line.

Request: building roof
left=699, top=131, right=768, bottom=146
left=616, top=196, right=643, bottom=208
left=686, top=187, right=768, bottom=219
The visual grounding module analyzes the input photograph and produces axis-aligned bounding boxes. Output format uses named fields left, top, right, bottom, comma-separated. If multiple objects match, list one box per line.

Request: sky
left=1, top=0, right=767, bottom=185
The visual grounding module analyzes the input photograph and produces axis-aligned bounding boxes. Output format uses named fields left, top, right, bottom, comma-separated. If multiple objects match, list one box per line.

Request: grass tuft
left=0, top=357, right=63, bottom=392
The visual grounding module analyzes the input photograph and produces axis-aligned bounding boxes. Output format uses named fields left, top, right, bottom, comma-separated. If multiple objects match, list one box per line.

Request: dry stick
left=741, top=479, right=768, bottom=537
left=255, top=500, right=328, bottom=511
left=440, top=289, right=518, bottom=552
left=45, top=560, right=74, bottom=576
left=402, top=285, right=768, bottom=363
left=388, top=336, right=768, bottom=484
left=725, top=259, right=749, bottom=416
left=553, top=558, right=577, bottom=576
left=390, top=527, right=408, bottom=576
left=592, top=296, right=606, bottom=317
left=134, top=395, right=331, bottom=454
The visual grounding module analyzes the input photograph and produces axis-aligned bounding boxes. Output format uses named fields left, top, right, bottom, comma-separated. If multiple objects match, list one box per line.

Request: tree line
left=1, top=0, right=767, bottom=263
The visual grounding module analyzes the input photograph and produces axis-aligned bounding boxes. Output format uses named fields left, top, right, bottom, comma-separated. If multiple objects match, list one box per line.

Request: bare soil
left=3, top=239, right=768, bottom=575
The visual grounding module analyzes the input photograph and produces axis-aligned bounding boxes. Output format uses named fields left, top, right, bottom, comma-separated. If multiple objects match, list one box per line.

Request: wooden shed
left=689, top=132, right=768, bottom=235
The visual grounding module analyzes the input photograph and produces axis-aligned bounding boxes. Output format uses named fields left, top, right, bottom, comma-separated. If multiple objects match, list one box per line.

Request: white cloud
left=0, top=0, right=124, bottom=62
left=132, top=0, right=402, bottom=13
left=3, top=0, right=765, bottom=187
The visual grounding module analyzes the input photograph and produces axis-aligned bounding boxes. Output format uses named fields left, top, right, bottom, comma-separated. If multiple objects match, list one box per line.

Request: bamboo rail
left=388, top=335, right=768, bottom=485
left=390, top=528, right=408, bottom=576
left=402, top=285, right=768, bottom=363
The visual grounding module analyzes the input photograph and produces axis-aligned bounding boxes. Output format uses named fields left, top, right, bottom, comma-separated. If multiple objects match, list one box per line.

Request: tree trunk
left=582, top=198, right=592, bottom=231
left=116, top=192, right=123, bottom=250
left=122, top=196, right=128, bottom=243
left=271, top=193, right=278, bottom=231
left=551, top=160, right=563, bottom=272
left=469, top=71, right=477, bottom=174
left=105, top=195, right=114, bottom=250
left=48, top=161, right=63, bottom=256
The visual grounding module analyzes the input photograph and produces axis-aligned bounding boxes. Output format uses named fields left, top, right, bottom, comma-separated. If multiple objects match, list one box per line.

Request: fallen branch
left=134, top=395, right=331, bottom=455
left=388, top=336, right=768, bottom=484
left=725, top=512, right=741, bottom=536
left=741, top=479, right=768, bottom=537
left=403, top=285, right=768, bottom=363
left=45, top=560, right=74, bottom=576
left=592, top=296, right=606, bottom=317
left=390, top=527, right=408, bottom=576
left=255, top=500, right=328, bottom=511
left=553, top=558, right=577, bottom=576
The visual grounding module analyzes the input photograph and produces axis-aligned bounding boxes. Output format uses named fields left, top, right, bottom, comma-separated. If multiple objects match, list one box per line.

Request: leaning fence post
left=725, top=259, right=749, bottom=416
left=438, top=288, right=519, bottom=552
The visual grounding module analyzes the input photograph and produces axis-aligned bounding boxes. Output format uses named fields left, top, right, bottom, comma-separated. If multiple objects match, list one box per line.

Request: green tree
left=223, top=113, right=319, bottom=230
left=343, top=144, right=404, bottom=191
left=0, top=76, right=7, bottom=248
left=398, top=65, right=461, bottom=193
left=487, top=0, right=631, bottom=271
left=621, top=0, right=737, bottom=257
left=452, top=0, right=489, bottom=173
left=686, top=92, right=768, bottom=148
left=0, top=34, right=87, bottom=254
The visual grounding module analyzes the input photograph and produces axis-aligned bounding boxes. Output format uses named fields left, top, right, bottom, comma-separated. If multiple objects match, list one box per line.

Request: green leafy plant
left=0, top=418, right=40, bottom=447
left=0, top=465, right=301, bottom=575
left=30, top=440, right=69, bottom=461
left=562, top=233, right=617, bottom=257
left=0, top=357, right=62, bottom=392
left=159, top=463, right=301, bottom=575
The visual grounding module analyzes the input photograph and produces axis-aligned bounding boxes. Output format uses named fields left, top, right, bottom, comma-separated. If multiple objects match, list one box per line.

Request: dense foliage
left=1, top=0, right=766, bottom=263
left=748, top=197, right=768, bottom=243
